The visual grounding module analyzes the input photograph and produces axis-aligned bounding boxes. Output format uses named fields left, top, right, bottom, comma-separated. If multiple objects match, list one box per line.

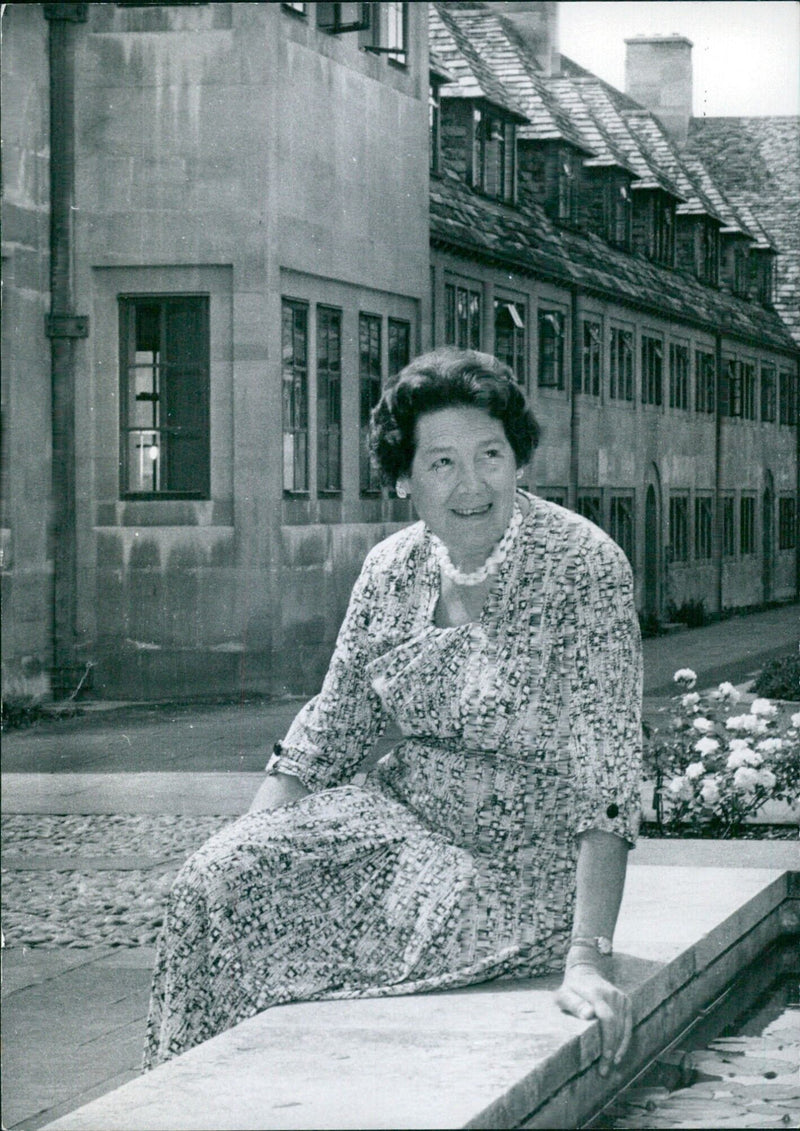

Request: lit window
left=120, top=295, right=210, bottom=498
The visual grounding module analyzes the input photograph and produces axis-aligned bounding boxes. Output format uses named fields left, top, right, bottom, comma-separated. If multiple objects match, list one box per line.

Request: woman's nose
left=455, top=461, right=484, bottom=492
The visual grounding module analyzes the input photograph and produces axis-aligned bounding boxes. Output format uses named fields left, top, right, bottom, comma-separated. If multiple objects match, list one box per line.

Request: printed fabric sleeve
left=562, top=529, right=643, bottom=845
left=266, top=548, right=388, bottom=792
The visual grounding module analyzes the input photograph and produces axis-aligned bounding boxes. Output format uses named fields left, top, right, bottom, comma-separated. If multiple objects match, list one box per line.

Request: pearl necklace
left=430, top=504, right=523, bottom=587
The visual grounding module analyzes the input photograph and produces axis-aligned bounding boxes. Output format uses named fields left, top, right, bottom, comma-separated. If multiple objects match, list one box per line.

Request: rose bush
left=644, top=669, right=800, bottom=837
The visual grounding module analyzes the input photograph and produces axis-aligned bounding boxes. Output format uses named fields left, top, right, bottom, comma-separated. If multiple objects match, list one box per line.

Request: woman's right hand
left=248, top=771, right=310, bottom=813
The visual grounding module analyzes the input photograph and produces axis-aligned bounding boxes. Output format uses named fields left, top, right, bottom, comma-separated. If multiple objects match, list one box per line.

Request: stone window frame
left=721, top=494, right=736, bottom=558
left=494, top=296, right=527, bottom=389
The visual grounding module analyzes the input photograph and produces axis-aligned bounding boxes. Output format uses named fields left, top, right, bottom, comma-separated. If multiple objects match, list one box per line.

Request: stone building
left=1, top=1, right=797, bottom=702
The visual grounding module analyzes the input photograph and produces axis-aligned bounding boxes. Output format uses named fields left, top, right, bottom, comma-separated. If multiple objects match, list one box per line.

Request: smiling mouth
left=452, top=504, right=492, bottom=517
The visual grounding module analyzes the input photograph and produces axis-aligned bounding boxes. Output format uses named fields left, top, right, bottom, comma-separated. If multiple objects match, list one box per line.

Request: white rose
left=726, top=749, right=751, bottom=769
left=681, top=692, right=701, bottom=710
left=757, top=768, right=777, bottom=791
left=733, top=766, right=760, bottom=792
left=792, top=712, right=800, bottom=728
left=743, top=749, right=763, bottom=767
left=726, top=715, right=748, bottom=732
left=673, top=668, right=698, bottom=689
left=700, top=777, right=720, bottom=805
left=750, top=698, right=777, bottom=718
left=715, top=682, right=741, bottom=702
left=692, top=717, right=715, bottom=734
left=685, top=761, right=705, bottom=780
left=728, top=737, right=751, bottom=750
left=757, top=738, right=784, bottom=754
left=695, top=736, right=720, bottom=756
left=667, top=775, right=688, bottom=796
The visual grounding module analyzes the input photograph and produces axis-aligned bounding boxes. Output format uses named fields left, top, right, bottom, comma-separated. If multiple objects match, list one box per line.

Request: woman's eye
left=431, top=457, right=452, bottom=470
left=484, top=448, right=502, bottom=459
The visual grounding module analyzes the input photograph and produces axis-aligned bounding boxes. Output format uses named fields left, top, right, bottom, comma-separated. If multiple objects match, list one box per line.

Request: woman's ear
left=396, top=477, right=410, bottom=499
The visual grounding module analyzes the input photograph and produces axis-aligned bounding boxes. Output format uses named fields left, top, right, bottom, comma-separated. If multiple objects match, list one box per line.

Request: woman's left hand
left=555, top=964, right=633, bottom=1077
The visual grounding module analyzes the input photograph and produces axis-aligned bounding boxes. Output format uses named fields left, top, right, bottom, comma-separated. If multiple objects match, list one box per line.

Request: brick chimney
left=625, top=34, right=693, bottom=146
left=483, top=2, right=560, bottom=76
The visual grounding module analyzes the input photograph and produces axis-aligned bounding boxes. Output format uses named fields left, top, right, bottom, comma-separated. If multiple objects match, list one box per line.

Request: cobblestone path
left=2, top=814, right=231, bottom=948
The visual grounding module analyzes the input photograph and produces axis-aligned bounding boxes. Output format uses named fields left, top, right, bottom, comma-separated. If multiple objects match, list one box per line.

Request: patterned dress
left=144, top=493, right=642, bottom=1068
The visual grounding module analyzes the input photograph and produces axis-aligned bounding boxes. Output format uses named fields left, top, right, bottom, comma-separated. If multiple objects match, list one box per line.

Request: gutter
left=43, top=3, right=89, bottom=697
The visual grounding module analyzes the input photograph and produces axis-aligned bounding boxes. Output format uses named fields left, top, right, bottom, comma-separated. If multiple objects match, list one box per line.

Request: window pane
left=317, top=306, right=342, bottom=493
left=494, top=300, right=526, bottom=385
left=282, top=299, right=309, bottom=492
left=610, top=495, right=634, bottom=564
left=538, top=310, right=564, bottom=389
left=121, top=296, right=209, bottom=497
left=577, top=493, right=602, bottom=528
left=669, top=496, right=688, bottom=562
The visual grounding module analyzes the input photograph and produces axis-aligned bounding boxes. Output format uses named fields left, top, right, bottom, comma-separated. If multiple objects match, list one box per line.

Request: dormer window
left=750, top=250, right=775, bottom=306
left=698, top=217, right=719, bottom=285
left=471, top=107, right=516, bottom=203
left=653, top=193, right=674, bottom=266
left=557, top=148, right=579, bottom=225
left=613, top=182, right=632, bottom=248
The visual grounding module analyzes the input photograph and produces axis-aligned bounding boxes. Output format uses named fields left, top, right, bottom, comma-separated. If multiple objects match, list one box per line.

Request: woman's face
left=398, top=405, right=520, bottom=571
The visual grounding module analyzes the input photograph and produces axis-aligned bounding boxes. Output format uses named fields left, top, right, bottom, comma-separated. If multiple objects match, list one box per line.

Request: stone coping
left=41, top=864, right=797, bottom=1131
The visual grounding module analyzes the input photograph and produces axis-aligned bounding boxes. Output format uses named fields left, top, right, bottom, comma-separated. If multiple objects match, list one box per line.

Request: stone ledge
left=41, top=864, right=797, bottom=1131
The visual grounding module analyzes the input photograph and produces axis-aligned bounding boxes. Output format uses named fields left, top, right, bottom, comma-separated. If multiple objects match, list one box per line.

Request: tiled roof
left=442, top=9, right=592, bottom=150
left=430, top=170, right=797, bottom=355
left=544, top=77, right=640, bottom=177
left=622, top=111, right=731, bottom=226
left=687, top=117, right=800, bottom=344
left=561, top=78, right=682, bottom=198
left=429, top=4, right=528, bottom=121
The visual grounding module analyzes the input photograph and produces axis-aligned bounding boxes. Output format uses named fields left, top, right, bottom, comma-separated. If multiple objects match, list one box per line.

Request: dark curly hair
left=369, top=347, right=541, bottom=486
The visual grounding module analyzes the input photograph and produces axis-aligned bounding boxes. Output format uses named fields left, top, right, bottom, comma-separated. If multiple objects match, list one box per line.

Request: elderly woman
left=145, top=347, right=642, bottom=1078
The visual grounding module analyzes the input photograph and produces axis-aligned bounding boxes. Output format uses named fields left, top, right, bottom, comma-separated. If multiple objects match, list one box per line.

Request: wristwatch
left=570, top=935, right=613, bottom=956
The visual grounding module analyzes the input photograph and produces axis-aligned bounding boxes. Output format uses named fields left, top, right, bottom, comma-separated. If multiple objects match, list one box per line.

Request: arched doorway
left=644, top=482, right=660, bottom=619
left=763, top=473, right=775, bottom=603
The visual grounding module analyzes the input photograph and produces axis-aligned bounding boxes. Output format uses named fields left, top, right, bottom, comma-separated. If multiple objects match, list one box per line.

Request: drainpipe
left=796, top=359, right=800, bottom=601
left=714, top=330, right=723, bottom=617
left=43, top=3, right=89, bottom=697
left=568, top=285, right=580, bottom=509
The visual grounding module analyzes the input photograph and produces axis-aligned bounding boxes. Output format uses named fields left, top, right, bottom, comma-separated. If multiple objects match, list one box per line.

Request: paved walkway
left=1, top=603, right=797, bottom=1129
